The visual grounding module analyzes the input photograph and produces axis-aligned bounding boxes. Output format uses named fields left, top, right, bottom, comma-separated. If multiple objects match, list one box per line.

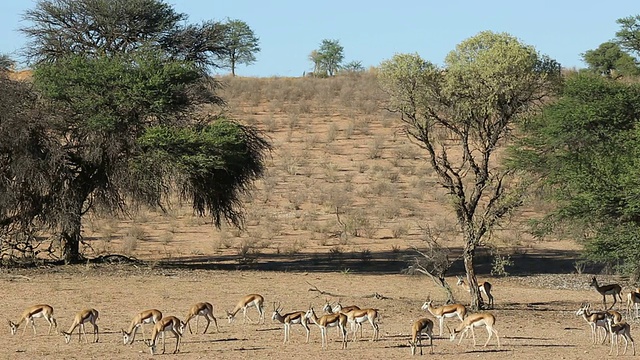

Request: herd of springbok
left=6, top=275, right=640, bottom=355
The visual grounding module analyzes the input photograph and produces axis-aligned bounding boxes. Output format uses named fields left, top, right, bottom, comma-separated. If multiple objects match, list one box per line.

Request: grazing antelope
left=61, top=308, right=99, bottom=344
left=605, top=313, right=635, bottom=356
left=590, top=276, right=622, bottom=310
left=421, top=299, right=467, bottom=336
left=448, top=312, right=500, bottom=347
left=9, top=304, right=57, bottom=336
left=409, top=317, right=434, bottom=355
left=185, top=302, right=219, bottom=334
left=575, top=303, right=622, bottom=344
left=627, top=291, right=640, bottom=319
left=271, top=302, right=310, bottom=343
left=305, top=307, right=348, bottom=349
left=226, top=294, right=265, bottom=324
left=121, top=309, right=162, bottom=345
left=456, top=275, right=494, bottom=309
left=343, top=308, right=379, bottom=342
left=145, top=316, right=185, bottom=355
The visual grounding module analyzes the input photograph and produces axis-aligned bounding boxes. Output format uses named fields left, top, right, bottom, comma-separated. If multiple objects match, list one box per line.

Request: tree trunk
left=463, top=241, right=484, bottom=310
left=61, top=187, right=89, bottom=264
left=61, top=204, right=83, bottom=264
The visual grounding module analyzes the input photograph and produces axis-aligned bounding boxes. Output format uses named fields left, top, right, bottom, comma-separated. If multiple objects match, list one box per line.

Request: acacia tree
left=218, top=19, right=260, bottom=76
left=616, top=15, right=640, bottom=57
left=378, top=32, right=561, bottom=309
left=510, top=73, right=640, bottom=278
left=582, top=42, right=639, bottom=78
left=310, top=39, right=344, bottom=77
left=0, top=0, right=270, bottom=264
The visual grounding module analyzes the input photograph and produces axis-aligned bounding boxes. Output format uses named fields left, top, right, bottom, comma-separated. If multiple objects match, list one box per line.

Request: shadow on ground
left=158, top=247, right=586, bottom=276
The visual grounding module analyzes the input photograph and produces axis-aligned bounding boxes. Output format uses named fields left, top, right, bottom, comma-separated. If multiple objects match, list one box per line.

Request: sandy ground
left=0, top=266, right=634, bottom=360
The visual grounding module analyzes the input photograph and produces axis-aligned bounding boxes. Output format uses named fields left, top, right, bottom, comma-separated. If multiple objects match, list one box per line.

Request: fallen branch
left=306, top=281, right=344, bottom=297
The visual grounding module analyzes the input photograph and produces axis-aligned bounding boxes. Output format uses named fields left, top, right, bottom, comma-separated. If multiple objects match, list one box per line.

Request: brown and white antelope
left=409, top=317, right=434, bottom=355
left=421, top=299, right=466, bottom=336
left=305, top=307, right=348, bottom=349
left=9, top=304, right=57, bottom=336
left=121, top=309, right=162, bottom=345
left=323, top=300, right=360, bottom=337
left=575, top=303, right=622, bottom=344
left=605, top=313, right=635, bottom=356
left=271, top=302, right=310, bottom=343
left=322, top=299, right=360, bottom=315
left=226, top=294, right=265, bottom=324
left=456, top=275, right=494, bottom=309
left=145, top=316, right=185, bottom=355
left=62, top=308, right=99, bottom=344
left=185, top=302, right=219, bottom=334
left=343, top=308, right=380, bottom=342
left=627, top=291, right=640, bottom=319
left=448, top=312, right=500, bottom=347
left=590, top=276, right=622, bottom=310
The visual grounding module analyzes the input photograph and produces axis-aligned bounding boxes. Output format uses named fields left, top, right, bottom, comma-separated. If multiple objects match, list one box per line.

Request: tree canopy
left=509, top=73, right=640, bottom=278
left=0, top=0, right=270, bottom=264
left=218, top=19, right=260, bottom=76
left=378, top=31, right=561, bottom=309
left=309, top=39, right=344, bottom=77
left=582, top=42, right=640, bottom=78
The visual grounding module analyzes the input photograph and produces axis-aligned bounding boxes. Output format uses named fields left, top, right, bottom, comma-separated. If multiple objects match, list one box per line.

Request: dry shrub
left=391, top=222, right=410, bottom=238
left=263, top=115, right=278, bottom=132
left=367, top=136, right=385, bottom=159
left=121, top=236, right=138, bottom=255
left=326, top=123, right=339, bottom=143
left=355, top=116, right=372, bottom=135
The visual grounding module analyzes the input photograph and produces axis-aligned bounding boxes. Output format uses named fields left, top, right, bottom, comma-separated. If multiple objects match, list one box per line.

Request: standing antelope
left=271, top=302, right=310, bottom=343
left=627, top=291, right=640, bottom=319
left=323, top=300, right=360, bottom=337
left=605, top=313, right=635, bottom=356
left=456, top=275, right=494, bottom=309
left=61, top=308, right=99, bottom=344
left=409, top=317, right=434, bottom=355
left=185, top=302, right=219, bottom=334
left=305, top=307, right=348, bottom=349
left=421, top=299, right=467, bottom=336
left=590, top=276, right=622, bottom=310
left=146, top=316, right=185, bottom=355
left=9, top=304, right=57, bottom=336
left=448, top=312, right=500, bottom=347
left=121, top=309, right=162, bottom=345
left=576, top=303, right=622, bottom=344
left=343, top=308, right=379, bottom=342
left=226, top=294, right=265, bottom=324
left=322, top=299, right=360, bottom=315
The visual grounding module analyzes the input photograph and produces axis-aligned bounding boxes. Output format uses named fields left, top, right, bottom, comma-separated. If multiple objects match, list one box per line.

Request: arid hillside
left=74, top=72, right=578, bottom=275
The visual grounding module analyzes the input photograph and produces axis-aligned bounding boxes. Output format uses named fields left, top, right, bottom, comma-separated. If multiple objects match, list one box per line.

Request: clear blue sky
left=1, top=1, right=638, bottom=77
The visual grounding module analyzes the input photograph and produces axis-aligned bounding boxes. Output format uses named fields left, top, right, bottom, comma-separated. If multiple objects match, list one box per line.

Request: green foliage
left=34, top=53, right=203, bottom=131
left=341, top=60, right=365, bottom=73
left=309, top=39, right=344, bottom=77
left=219, top=19, right=260, bottom=76
left=510, top=73, right=640, bottom=277
left=136, top=120, right=270, bottom=226
left=582, top=42, right=640, bottom=77
left=616, top=15, right=640, bottom=57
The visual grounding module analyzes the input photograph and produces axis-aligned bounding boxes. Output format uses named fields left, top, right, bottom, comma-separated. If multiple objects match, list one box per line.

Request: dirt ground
left=0, top=264, right=635, bottom=360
